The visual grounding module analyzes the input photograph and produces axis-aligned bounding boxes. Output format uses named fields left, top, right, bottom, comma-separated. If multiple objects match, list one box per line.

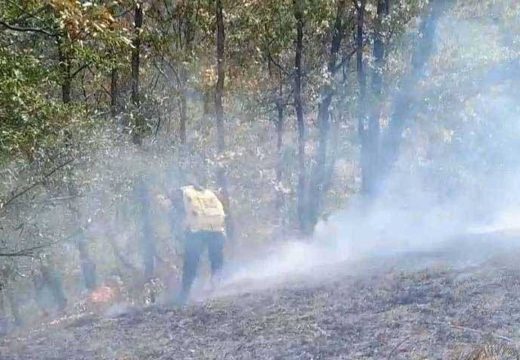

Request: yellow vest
left=180, top=186, right=226, bottom=233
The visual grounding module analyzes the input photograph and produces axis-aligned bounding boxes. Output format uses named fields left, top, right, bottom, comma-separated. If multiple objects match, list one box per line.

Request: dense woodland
left=0, top=0, right=519, bottom=326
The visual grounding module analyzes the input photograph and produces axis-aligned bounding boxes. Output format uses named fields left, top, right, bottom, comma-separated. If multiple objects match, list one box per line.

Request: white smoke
left=207, top=6, right=520, bottom=295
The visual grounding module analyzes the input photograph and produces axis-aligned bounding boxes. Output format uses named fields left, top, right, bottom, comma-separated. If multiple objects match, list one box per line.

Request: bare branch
left=0, top=243, right=53, bottom=258
left=0, top=20, right=55, bottom=37
left=267, top=52, right=291, bottom=78
left=18, top=5, right=51, bottom=23
left=159, top=56, right=182, bottom=85
left=71, top=62, right=92, bottom=79
left=0, top=158, right=74, bottom=211
left=334, top=46, right=359, bottom=73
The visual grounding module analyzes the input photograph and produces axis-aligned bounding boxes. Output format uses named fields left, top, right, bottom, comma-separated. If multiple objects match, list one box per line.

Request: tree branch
left=71, top=62, right=92, bottom=79
left=159, top=56, right=182, bottom=85
left=334, top=46, right=359, bottom=73
left=0, top=243, right=53, bottom=258
left=267, top=51, right=291, bottom=78
left=19, top=5, right=51, bottom=23
left=0, top=20, right=55, bottom=37
left=0, top=158, right=74, bottom=211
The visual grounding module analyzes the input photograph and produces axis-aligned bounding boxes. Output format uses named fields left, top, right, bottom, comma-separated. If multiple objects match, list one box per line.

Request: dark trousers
left=179, top=231, right=225, bottom=302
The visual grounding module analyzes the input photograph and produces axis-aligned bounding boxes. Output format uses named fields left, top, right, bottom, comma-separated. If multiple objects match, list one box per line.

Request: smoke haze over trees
left=0, top=0, right=519, bottom=328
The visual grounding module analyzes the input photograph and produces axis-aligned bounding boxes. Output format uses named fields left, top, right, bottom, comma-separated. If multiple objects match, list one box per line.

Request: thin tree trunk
left=110, top=67, right=119, bottom=117
left=131, top=4, right=142, bottom=107
left=0, top=288, right=4, bottom=317
left=62, top=70, right=71, bottom=104
left=275, top=86, right=284, bottom=212
left=356, top=0, right=369, bottom=195
left=215, top=0, right=225, bottom=154
left=70, top=207, right=97, bottom=293
left=58, top=33, right=101, bottom=296
left=323, top=112, right=340, bottom=194
left=215, top=0, right=235, bottom=243
left=136, top=180, right=156, bottom=281
left=179, top=1, right=193, bottom=145
left=203, top=89, right=212, bottom=115
left=77, top=235, right=97, bottom=291
left=364, top=0, right=390, bottom=196
left=5, top=290, right=22, bottom=326
left=38, top=262, right=67, bottom=311
left=307, top=0, right=346, bottom=232
left=63, top=130, right=98, bottom=293
left=131, top=3, right=143, bottom=145
left=179, top=88, right=187, bottom=144
left=293, top=0, right=307, bottom=234
left=57, top=41, right=72, bottom=104
left=324, top=55, right=352, bottom=196
left=268, top=58, right=285, bottom=214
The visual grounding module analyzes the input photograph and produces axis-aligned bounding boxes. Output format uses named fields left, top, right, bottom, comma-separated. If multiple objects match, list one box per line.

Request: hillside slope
left=2, top=235, right=520, bottom=360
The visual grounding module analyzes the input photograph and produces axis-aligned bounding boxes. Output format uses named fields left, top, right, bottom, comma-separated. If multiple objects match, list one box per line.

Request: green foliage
left=1, top=0, right=518, bottom=321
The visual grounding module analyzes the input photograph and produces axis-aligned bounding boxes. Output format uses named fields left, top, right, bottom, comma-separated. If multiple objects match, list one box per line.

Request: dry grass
left=456, top=344, right=520, bottom=360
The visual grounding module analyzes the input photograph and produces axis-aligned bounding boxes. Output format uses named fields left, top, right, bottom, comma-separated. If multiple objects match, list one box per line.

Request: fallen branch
left=39, top=195, right=82, bottom=204
left=387, top=336, right=410, bottom=359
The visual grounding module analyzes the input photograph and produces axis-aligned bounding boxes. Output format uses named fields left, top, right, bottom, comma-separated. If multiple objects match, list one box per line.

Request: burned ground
left=2, top=235, right=520, bottom=360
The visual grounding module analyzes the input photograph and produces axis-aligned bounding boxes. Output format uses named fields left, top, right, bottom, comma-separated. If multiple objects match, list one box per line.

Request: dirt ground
left=2, top=233, right=520, bottom=360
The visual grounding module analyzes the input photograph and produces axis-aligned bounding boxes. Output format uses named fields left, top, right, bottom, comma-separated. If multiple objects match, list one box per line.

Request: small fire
left=89, top=285, right=119, bottom=304
left=84, top=284, right=122, bottom=314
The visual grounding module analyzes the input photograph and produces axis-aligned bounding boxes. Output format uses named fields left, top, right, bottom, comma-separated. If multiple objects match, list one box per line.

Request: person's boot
left=208, top=272, right=223, bottom=295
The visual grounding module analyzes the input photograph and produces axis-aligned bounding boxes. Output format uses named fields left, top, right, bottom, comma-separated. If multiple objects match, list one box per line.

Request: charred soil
left=2, top=235, right=520, bottom=360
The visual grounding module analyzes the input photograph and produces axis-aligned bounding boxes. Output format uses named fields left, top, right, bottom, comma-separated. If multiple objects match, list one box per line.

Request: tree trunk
left=179, top=1, right=193, bottom=145
left=37, top=262, right=67, bottom=312
left=203, top=89, right=212, bottom=115
left=62, top=70, right=71, bottom=104
left=356, top=0, right=369, bottom=195
left=110, top=67, right=119, bottom=117
left=63, top=130, right=98, bottom=293
left=136, top=179, right=156, bottom=281
left=307, top=0, right=346, bottom=232
left=5, top=290, right=22, bottom=326
left=275, top=86, right=284, bottom=212
left=77, top=235, right=97, bottom=291
left=179, top=88, right=187, bottom=144
left=70, top=212, right=97, bottom=293
left=57, top=41, right=72, bottom=104
left=215, top=0, right=235, bottom=243
left=131, top=3, right=143, bottom=145
left=364, top=0, right=390, bottom=196
left=323, top=112, right=341, bottom=194
left=0, top=288, right=4, bottom=317
left=380, top=0, right=449, bottom=183
left=215, top=0, right=225, bottom=154
left=268, top=58, right=285, bottom=215
left=293, top=0, right=307, bottom=234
